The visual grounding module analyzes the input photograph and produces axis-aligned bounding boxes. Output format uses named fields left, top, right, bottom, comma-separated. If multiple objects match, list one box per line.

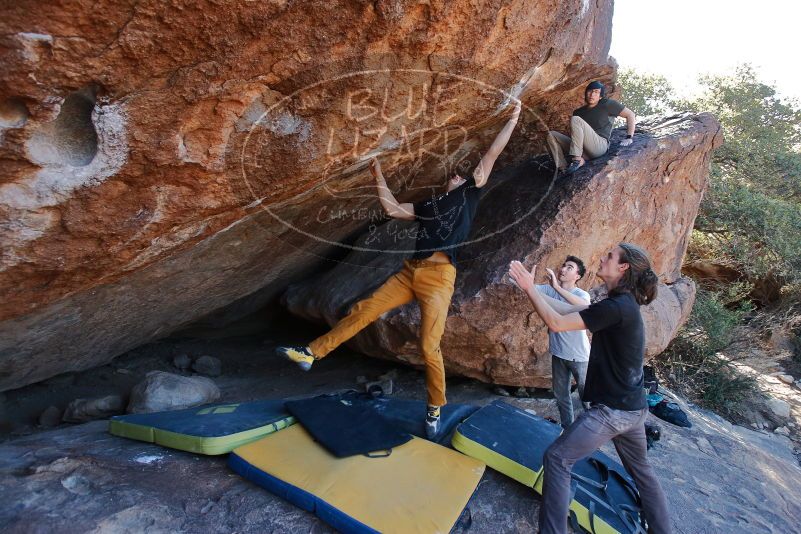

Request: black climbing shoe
left=645, top=422, right=661, bottom=450
left=563, top=159, right=582, bottom=176
left=425, top=406, right=441, bottom=439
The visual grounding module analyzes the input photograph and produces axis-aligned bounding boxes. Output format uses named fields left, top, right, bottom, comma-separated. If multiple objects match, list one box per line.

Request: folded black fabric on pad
left=366, top=395, right=478, bottom=444
left=285, top=394, right=412, bottom=457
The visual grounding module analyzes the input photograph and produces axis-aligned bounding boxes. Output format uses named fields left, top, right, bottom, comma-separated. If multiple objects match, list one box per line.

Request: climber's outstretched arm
left=370, top=158, right=415, bottom=221
left=473, top=101, right=522, bottom=188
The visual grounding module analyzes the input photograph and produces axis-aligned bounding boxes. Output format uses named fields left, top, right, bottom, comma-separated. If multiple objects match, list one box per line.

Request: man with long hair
left=547, top=81, right=636, bottom=175
left=276, top=101, right=522, bottom=438
left=509, top=243, right=671, bottom=534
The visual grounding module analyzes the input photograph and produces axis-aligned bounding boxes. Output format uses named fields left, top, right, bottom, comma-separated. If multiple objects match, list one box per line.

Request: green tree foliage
left=657, top=290, right=756, bottom=417
left=688, top=65, right=801, bottom=200
left=621, top=66, right=801, bottom=416
left=620, top=65, right=801, bottom=286
left=617, top=70, right=677, bottom=116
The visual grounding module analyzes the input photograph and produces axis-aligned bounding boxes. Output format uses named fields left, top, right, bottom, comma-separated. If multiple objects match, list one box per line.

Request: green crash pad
left=109, top=399, right=294, bottom=455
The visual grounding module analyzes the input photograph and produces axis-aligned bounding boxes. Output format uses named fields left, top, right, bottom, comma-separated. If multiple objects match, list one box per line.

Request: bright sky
left=610, top=0, right=801, bottom=102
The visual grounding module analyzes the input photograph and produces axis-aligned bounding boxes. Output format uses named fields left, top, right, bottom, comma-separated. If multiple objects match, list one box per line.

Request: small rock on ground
left=127, top=371, right=219, bottom=414
left=63, top=395, right=124, bottom=423
left=172, top=353, right=192, bottom=371
left=766, top=397, right=791, bottom=419
left=38, top=406, right=62, bottom=428
left=192, top=356, right=222, bottom=377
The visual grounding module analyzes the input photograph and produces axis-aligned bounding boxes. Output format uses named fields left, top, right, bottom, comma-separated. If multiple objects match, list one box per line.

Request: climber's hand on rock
left=545, top=267, right=559, bottom=289
left=509, top=260, right=535, bottom=292
left=369, top=158, right=383, bottom=180
left=510, top=100, right=522, bottom=121
left=620, top=137, right=633, bottom=147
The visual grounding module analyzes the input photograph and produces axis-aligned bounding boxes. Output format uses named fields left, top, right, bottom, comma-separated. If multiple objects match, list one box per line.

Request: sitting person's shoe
left=275, top=345, right=315, bottom=371
left=425, top=405, right=441, bottom=440
left=562, top=159, right=583, bottom=175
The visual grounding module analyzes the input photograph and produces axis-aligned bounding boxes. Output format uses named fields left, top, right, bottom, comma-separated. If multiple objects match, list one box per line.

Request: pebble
left=62, top=395, right=123, bottom=422
left=128, top=371, right=220, bottom=414
left=365, top=379, right=392, bottom=395
left=513, top=387, right=529, bottom=398
left=173, top=353, right=192, bottom=371
left=192, top=356, right=222, bottom=377
left=38, top=406, right=62, bottom=428
left=378, top=369, right=399, bottom=381
left=766, top=398, right=791, bottom=419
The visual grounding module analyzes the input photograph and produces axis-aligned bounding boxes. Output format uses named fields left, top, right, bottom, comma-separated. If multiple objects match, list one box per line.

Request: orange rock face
left=1, top=0, right=626, bottom=390
left=285, top=114, right=723, bottom=387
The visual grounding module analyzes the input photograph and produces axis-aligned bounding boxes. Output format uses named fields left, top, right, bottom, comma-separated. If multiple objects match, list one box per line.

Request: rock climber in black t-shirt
left=547, top=80, right=637, bottom=175
left=276, top=101, right=522, bottom=438
left=508, top=243, right=672, bottom=534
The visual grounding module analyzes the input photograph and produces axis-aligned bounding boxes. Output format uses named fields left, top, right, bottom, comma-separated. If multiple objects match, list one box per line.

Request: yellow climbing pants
left=309, top=258, right=456, bottom=406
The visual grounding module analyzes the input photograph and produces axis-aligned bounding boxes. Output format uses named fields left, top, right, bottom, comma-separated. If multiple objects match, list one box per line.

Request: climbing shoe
left=563, top=159, right=582, bottom=176
left=645, top=422, right=662, bottom=450
left=425, top=405, right=441, bottom=440
left=275, top=345, right=315, bottom=371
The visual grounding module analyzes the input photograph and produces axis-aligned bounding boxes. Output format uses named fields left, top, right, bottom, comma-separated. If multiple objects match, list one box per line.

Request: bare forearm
left=474, top=114, right=520, bottom=186
left=375, top=176, right=414, bottom=220
left=370, top=158, right=414, bottom=220
left=525, top=285, right=566, bottom=330
left=527, top=290, right=587, bottom=332
left=509, top=260, right=587, bottom=332
left=488, top=116, right=518, bottom=158
left=626, top=113, right=636, bottom=136
left=553, top=285, right=590, bottom=306
left=541, top=293, right=589, bottom=315
left=375, top=176, right=398, bottom=213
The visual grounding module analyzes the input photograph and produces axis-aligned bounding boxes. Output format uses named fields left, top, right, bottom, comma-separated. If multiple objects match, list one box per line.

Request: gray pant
left=551, top=355, right=588, bottom=428
left=539, top=405, right=672, bottom=534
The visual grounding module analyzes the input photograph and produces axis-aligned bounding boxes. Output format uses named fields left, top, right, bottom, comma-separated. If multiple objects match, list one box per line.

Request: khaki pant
left=547, top=116, right=609, bottom=170
left=309, top=259, right=456, bottom=406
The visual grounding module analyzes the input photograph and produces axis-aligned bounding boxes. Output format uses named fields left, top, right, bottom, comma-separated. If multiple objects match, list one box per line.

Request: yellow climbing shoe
left=275, top=345, right=315, bottom=371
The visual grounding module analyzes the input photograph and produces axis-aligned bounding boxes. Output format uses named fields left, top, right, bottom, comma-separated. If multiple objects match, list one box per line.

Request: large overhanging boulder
left=0, top=1, right=619, bottom=390
left=284, top=113, right=723, bottom=387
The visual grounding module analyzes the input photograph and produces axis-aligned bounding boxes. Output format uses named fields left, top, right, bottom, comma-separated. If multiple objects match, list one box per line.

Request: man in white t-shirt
left=535, top=256, right=591, bottom=427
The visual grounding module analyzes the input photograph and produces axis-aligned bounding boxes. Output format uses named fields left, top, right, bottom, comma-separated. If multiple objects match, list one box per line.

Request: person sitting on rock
left=547, top=81, right=636, bottom=175
left=509, top=243, right=671, bottom=534
left=535, top=256, right=591, bottom=428
left=276, top=101, right=522, bottom=439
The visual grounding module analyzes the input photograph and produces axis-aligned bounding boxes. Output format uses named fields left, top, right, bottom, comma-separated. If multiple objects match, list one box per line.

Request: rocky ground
left=2, top=313, right=800, bottom=533
left=722, top=329, right=801, bottom=457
